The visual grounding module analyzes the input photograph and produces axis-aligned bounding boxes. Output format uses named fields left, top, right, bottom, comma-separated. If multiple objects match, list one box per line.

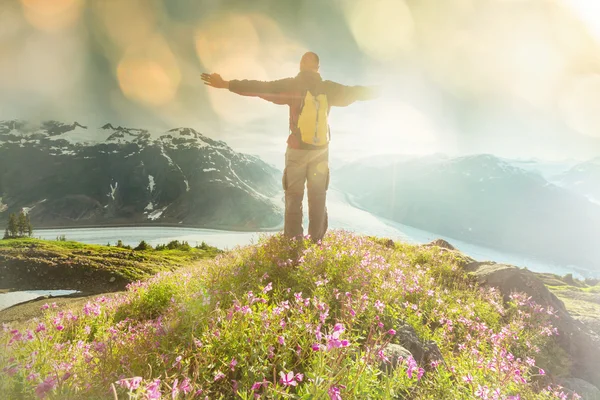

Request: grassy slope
left=539, top=274, right=600, bottom=335
left=0, top=232, right=582, bottom=399
left=0, top=238, right=220, bottom=292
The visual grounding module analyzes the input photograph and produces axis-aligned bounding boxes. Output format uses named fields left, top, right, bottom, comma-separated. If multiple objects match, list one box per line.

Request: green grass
left=0, top=237, right=221, bottom=282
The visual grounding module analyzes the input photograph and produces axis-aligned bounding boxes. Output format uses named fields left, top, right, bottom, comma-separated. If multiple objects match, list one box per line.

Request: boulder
left=379, top=343, right=413, bottom=372
left=423, top=239, right=456, bottom=251
left=560, top=378, right=600, bottom=399
left=394, top=321, right=444, bottom=369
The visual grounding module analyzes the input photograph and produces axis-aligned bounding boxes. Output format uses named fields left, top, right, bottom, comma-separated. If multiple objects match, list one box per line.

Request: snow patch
left=148, top=175, right=155, bottom=192
left=108, top=182, right=118, bottom=200
left=184, top=179, right=190, bottom=192
left=144, top=202, right=154, bottom=211
left=22, top=206, right=34, bottom=215
left=203, top=168, right=217, bottom=172
left=0, top=197, right=7, bottom=213
left=147, top=206, right=167, bottom=221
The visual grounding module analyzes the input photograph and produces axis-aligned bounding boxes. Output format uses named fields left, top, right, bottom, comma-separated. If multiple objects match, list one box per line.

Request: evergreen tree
left=17, top=211, right=27, bottom=237
left=3, top=227, right=9, bottom=239
left=27, top=215, right=33, bottom=237
left=7, top=213, right=18, bottom=238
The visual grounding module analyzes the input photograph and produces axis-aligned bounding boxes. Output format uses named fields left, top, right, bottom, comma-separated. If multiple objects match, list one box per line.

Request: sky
left=2, top=0, right=600, bottom=169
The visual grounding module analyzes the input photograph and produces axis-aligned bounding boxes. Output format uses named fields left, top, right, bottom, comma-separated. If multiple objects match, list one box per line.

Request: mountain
left=333, top=153, right=600, bottom=271
left=553, top=157, right=600, bottom=205
left=0, top=120, right=283, bottom=230
left=498, top=157, right=580, bottom=181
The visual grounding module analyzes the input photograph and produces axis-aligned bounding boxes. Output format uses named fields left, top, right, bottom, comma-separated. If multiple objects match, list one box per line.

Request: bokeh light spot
left=20, top=0, right=83, bottom=32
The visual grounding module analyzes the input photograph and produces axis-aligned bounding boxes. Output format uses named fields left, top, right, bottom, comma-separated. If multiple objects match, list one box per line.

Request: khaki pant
left=282, top=147, right=330, bottom=242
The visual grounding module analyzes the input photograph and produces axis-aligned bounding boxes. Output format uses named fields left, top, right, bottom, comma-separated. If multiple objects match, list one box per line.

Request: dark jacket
left=228, top=71, right=377, bottom=149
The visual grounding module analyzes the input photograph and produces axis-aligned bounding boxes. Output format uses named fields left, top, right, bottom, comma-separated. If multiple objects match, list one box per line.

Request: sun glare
left=565, top=0, right=600, bottom=41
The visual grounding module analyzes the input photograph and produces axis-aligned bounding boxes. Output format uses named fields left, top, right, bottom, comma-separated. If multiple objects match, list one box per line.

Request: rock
left=394, top=321, right=444, bottom=369
left=109, top=277, right=116, bottom=283
left=466, top=261, right=600, bottom=388
left=379, top=343, right=412, bottom=372
left=465, top=262, right=567, bottom=312
left=560, top=378, right=600, bottom=399
left=383, top=239, right=395, bottom=248
left=424, top=239, right=456, bottom=251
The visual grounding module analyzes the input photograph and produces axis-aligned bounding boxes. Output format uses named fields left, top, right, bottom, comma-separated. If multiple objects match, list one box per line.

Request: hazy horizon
left=2, top=0, right=600, bottom=164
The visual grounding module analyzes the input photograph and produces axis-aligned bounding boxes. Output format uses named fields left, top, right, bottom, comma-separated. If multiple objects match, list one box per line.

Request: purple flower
left=214, top=372, right=225, bottom=381
left=263, top=282, right=273, bottom=293
left=279, top=371, right=298, bottom=387
left=278, top=336, right=285, bottom=345
left=387, top=329, right=396, bottom=336
left=179, top=378, right=192, bottom=394
left=378, top=349, right=390, bottom=363
left=35, top=377, right=57, bottom=398
left=229, top=358, right=237, bottom=371
left=475, top=385, right=489, bottom=399
left=171, top=378, right=179, bottom=400
left=328, top=385, right=344, bottom=400
left=462, top=374, right=474, bottom=384
left=146, top=379, right=161, bottom=399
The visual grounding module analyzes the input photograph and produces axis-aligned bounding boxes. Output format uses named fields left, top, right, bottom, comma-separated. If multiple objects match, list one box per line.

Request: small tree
left=134, top=240, right=152, bottom=251
left=27, top=217, right=33, bottom=237
left=17, top=211, right=28, bottom=237
left=7, top=213, right=18, bottom=238
left=3, top=227, right=10, bottom=239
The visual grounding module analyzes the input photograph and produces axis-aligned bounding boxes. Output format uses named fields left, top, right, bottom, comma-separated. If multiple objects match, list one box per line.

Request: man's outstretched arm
left=326, top=81, right=380, bottom=107
left=201, top=73, right=293, bottom=105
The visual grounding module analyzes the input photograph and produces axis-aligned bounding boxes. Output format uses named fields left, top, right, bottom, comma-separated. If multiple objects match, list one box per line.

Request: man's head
left=300, top=52, right=319, bottom=73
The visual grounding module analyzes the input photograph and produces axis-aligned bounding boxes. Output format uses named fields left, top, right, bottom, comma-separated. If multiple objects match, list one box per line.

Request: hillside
left=0, top=120, right=283, bottom=230
left=334, top=154, right=600, bottom=272
left=1, top=232, right=598, bottom=399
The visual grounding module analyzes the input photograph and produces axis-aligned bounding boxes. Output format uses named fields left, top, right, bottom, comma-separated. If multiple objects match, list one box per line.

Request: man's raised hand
left=201, top=73, right=229, bottom=89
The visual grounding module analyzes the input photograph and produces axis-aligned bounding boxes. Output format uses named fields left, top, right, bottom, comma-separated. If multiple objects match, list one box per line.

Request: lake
left=32, top=189, right=590, bottom=279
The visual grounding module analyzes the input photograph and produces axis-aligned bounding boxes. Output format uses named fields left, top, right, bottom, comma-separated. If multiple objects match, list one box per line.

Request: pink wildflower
left=146, top=379, right=162, bottom=399
left=35, top=377, right=57, bottom=398
left=279, top=371, right=298, bottom=387
left=179, top=378, right=192, bottom=394
left=328, top=385, right=345, bottom=400
left=214, top=372, right=225, bottom=381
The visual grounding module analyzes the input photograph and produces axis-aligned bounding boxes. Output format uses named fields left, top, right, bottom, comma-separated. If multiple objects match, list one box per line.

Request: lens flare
left=117, top=35, right=181, bottom=107
left=343, top=0, right=414, bottom=61
left=20, top=0, right=83, bottom=32
left=93, top=0, right=156, bottom=49
left=195, top=13, right=306, bottom=124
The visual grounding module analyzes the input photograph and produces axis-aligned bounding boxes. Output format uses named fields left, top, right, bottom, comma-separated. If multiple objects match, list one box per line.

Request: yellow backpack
left=297, top=91, right=329, bottom=146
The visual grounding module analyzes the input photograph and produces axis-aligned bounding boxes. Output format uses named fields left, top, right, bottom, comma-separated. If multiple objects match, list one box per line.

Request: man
left=201, top=52, right=377, bottom=242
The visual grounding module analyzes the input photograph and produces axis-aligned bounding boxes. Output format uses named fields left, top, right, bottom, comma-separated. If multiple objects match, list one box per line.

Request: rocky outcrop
left=464, top=260, right=600, bottom=389
left=560, top=378, right=600, bottom=399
